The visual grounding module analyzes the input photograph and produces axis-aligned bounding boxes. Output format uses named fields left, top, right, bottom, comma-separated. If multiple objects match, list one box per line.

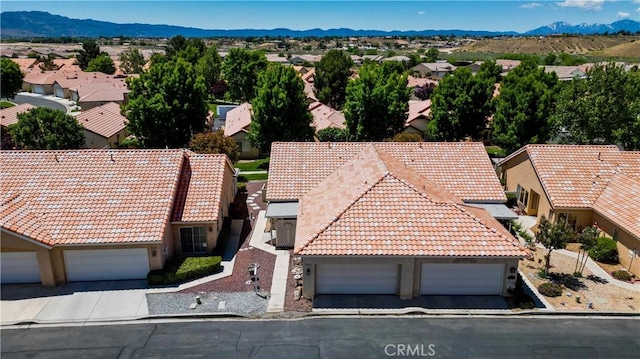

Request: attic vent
left=110, top=154, right=115, bottom=162
left=54, top=154, right=59, bottom=162
left=597, top=152, right=601, bottom=161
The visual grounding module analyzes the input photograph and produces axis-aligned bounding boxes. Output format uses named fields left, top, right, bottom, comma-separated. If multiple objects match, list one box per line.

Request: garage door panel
left=1, top=252, right=41, bottom=284
left=64, top=248, right=150, bottom=282
left=421, top=263, right=504, bottom=295
left=316, top=263, right=398, bottom=295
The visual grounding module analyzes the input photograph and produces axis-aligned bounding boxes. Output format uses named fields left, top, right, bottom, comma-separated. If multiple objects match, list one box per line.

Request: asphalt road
left=2, top=317, right=639, bottom=358
left=11, top=94, right=67, bottom=112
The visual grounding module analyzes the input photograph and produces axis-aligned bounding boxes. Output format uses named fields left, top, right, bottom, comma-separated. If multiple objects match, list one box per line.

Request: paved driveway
left=11, top=93, right=71, bottom=113
left=313, top=295, right=512, bottom=311
left=1, top=280, right=148, bottom=325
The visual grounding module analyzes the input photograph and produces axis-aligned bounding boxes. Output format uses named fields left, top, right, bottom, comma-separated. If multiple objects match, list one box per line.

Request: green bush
left=537, top=282, right=562, bottom=297
left=147, top=256, right=222, bottom=285
left=505, top=192, right=517, bottom=208
left=237, top=182, right=247, bottom=193
left=611, top=270, right=633, bottom=282
left=588, top=237, right=618, bottom=263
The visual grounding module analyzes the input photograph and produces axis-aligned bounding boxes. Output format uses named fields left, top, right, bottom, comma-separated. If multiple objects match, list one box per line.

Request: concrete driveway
left=313, top=295, right=512, bottom=311
left=1, top=280, right=149, bottom=325
left=11, top=93, right=74, bottom=113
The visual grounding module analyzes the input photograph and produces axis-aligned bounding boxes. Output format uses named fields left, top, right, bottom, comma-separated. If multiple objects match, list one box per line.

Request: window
left=557, top=212, right=578, bottom=230
left=516, top=184, right=529, bottom=207
left=236, top=141, right=243, bottom=152
left=180, top=227, right=207, bottom=253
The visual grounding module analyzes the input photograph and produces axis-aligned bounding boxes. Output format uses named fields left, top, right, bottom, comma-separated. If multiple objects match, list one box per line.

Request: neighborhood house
left=265, top=142, right=527, bottom=299
left=0, top=149, right=236, bottom=285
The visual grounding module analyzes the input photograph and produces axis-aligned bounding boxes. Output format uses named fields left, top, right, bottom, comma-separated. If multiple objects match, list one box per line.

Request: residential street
left=11, top=93, right=69, bottom=113
left=2, top=317, right=639, bottom=358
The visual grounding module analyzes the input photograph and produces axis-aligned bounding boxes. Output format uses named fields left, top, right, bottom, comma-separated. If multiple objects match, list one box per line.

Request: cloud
left=617, top=11, right=630, bottom=18
left=520, top=3, right=542, bottom=8
left=418, top=11, right=425, bottom=15
left=555, top=0, right=605, bottom=10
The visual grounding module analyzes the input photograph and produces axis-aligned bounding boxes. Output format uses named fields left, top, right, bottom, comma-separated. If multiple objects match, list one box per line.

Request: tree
left=7, top=107, right=85, bottom=149
left=428, top=66, right=496, bottom=141
left=574, top=226, right=599, bottom=276
left=491, top=59, right=558, bottom=154
left=222, top=48, right=268, bottom=102
left=196, top=46, right=222, bottom=98
left=550, top=63, right=640, bottom=150
left=388, top=132, right=423, bottom=142
left=0, top=58, right=24, bottom=99
left=424, top=48, right=440, bottom=63
left=38, top=54, right=58, bottom=71
left=343, top=62, right=410, bottom=141
left=123, top=57, right=208, bottom=148
left=536, top=216, right=574, bottom=277
left=86, top=55, right=116, bottom=74
left=248, top=65, right=314, bottom=152
left=76, top=40, right=102, bottom=70
left=316, top=127, right=348, bottom=142
left=119, top=47, right=146, bottom=74
left=314, top=50, right=354, bottom=110
left=414, top=82, right=436, bottom=100
left=189, top=130, right=239, bottom=162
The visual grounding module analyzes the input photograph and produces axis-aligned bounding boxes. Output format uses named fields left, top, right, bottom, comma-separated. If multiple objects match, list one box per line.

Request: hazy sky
left=2, top=1, right=639, bottom=32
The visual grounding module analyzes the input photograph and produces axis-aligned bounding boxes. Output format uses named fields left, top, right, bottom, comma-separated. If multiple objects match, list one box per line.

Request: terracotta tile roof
left=295, top=145, right=527, bottom=257
left=10, top=58, right=37, bottom=73
left=593, top=173, right=640, bottom=240
left=75, top=102, right=127, bottom=138
left=407, top=76, right=438, bottom=88
left=76, top=82, right=129, bottom=103
left=308, top=102, right=346, bottom=131
left=495, top=59, right=521, bottom=71
left=406, top=99, right=431, bottom=125
left=0, top=149, right=228, bottom=246
left=501, top=144, right=639, bottom=208
left=304, top=81, right=317, bottom=101
left=267, top=142, right=506, bottom=202
left=0, top=104, right=35, bottom=127
left=53, top=58, right=79, bottom=70
left=223, top=103, right=252, bottom=137
left=171, top=153, right=234, bottom=223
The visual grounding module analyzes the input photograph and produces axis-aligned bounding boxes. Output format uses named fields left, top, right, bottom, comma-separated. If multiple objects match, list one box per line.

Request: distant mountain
left=525, top=20, right=640, bottom=35
left=1, top=11, right=639, bottom=38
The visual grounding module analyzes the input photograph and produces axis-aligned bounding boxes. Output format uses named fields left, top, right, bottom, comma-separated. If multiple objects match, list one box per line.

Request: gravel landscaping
left=520, top=248, right=640, bottom=311
left=146, top=292, right=268, bottom=316
left=284, top=251, right=312, bottom=313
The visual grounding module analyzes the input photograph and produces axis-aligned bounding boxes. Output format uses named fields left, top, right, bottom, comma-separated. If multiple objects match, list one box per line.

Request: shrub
left=505, top=192, right=517, bottom=208
left=237, top=182, right=247, bottom=193
left=588, top=237, right=618, bottom=263
left=537, top=282, right=562, bottom=297
left=147, top=256, right=222, bottom=285
left=611, top=270, right=633, bottom=282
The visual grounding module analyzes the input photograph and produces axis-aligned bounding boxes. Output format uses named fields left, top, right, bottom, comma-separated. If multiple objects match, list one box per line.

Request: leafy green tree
left=388, top=132, right=423, bottom=142
left=86, top=55, right=116, bottom=74
left=491, top=59, right=558, bottom=154
left=222, top=48, right=268, bottom=102
left=536, top=216, right=574, bottom=277
left=7, top=107, right=85, bottom=149
left=123, top=58, right=208, bottom=148
left=196, top=46, right=222, bottom=98
left=1, top=58, right=24, bottom=99
left=550, top=63, right=640, bottom=150
left=428, top=67, right=494, bottom=141
left=424, top=48, right=440, bottom=63
left=76, top=40, right=102, bottom=70
left=189, top=130, right=239, bottom=162
left=165, top=36, right=206, bottom=64
left=119, top=47, right=146, bottom=74
left=314, top=50, right=354, bottom=110
left=343, top=62, right=410, bottom=141
left=316, top=127, right=348, bottom=142
left=248, top=65, right=314, bottom=152
left=38, top=54, right=58, bottom=71
left=574, top=226, right=599, bottom=276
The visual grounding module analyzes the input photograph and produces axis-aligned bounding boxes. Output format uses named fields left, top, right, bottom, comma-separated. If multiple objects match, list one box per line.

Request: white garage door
left=54, top=87, right=65, bottom=98
left=1, top=252, right=41, bottom=284
left=64, top=248, right=150, bottom=282
left=32, top=85, right=44, bottom=94
left=421, top=263, right=504, bottom=295
left=316, top=263, right=398, bottom=294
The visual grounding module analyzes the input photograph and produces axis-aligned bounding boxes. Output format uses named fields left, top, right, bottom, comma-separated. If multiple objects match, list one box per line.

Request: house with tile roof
left=404, top=99, right=431, bottom=136
left=308, top=102, right=346, bottom=132
left=266, top=142, right=524, bottom=299
left=411, top=62, right=457, bottom=79
left=0, top=149, right=236, bottom=285
left=222, top=103, right=261, bottom=160
left=499, top=145, right=640, bottom=276
left=542, top=65, right=586, bottom=81
left=0, top=104, right=36, bottom=129
left=74, top=102, right=129, bottom=148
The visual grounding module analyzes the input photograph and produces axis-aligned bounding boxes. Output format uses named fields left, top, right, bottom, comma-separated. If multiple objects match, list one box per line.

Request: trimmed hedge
left=147, top=256, right=222, bottom=285
left=537, top=282, right=562, bottom=297
left=588, top=237, right=618, bottom=263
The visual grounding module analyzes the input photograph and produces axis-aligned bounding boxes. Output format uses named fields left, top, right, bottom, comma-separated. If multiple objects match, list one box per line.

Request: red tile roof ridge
left=499, top=143, right=619, bottom=165
left=459, top=203, right=528, bottom=252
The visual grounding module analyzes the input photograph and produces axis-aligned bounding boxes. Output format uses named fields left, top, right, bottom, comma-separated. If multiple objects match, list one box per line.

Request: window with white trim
left=516, top=184, right=529, bottom=207
left=180, top=227, right=207, bottom=253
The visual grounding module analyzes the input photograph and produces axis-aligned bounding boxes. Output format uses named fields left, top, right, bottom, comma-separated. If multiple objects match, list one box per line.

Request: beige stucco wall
left=232, top=132, right=260, bottom=160
left=501, top=152, right=552, bottom=218
left=171, top=221, right=219, bottom=256
left=592, top=212, right=640, bottom=276
left=84, top=130, right=110, bottom=149
left=1, top=230, right=161, bottom=286
left=301, top=256, right=518, bottom=300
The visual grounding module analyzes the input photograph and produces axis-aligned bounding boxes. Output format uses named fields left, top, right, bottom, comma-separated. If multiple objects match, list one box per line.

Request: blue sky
left=2, top=1, right=639, bottom=32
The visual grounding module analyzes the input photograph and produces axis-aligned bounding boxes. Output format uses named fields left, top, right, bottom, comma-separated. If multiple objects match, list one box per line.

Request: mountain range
left=1, top=11, right=639, bottom=38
